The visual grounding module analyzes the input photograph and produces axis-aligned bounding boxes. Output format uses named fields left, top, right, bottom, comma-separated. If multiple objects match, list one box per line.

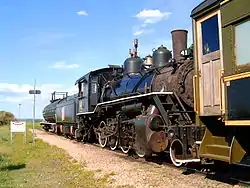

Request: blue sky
left=0, top=0, right=203, bottom=119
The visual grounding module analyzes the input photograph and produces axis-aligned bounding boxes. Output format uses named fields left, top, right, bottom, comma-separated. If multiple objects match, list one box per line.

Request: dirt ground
left=34, top=129, right=241, bottom=188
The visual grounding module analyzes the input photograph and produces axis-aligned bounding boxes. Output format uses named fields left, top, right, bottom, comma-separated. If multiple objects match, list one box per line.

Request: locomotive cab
left=75, top=66, right=123, bottom=113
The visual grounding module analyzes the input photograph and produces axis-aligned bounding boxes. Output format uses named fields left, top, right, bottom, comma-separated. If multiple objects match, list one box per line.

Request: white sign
left=10, top=121, right=26, bottom=133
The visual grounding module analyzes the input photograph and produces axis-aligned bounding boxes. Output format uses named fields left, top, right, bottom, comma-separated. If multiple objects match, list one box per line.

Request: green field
left=0, top=123, right=111, bottom=188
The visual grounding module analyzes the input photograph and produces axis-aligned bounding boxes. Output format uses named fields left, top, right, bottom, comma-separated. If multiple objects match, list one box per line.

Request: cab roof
left=74, top=66, right=122, bottom=85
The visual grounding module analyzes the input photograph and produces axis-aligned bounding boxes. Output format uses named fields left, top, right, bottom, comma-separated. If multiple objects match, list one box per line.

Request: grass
left=26, top=122, right=43, bottom=129
left=0, top=123, right=112, bottom=188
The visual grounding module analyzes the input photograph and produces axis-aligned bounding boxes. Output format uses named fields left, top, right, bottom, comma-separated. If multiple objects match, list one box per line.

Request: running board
left=77, top=91, right=173, bottom=116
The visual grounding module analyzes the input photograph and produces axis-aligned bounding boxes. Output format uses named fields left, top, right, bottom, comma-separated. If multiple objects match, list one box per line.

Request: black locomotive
left=41, top=29, right=204, bottom=166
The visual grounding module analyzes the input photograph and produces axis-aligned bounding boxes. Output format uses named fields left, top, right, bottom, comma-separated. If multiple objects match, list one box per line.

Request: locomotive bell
left=152, top=45, right=172, bottom=68
left=144, top=55, right=153, bottom=66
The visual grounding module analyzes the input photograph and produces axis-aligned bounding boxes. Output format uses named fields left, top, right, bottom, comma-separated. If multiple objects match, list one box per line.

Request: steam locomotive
left=41, top=29, right=201, bottom=166
left=41, top=0, right=250, bottom=167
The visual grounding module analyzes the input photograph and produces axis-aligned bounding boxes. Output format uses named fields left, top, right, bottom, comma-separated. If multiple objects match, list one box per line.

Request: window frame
left=78, top=81, right=87, bottom=97
left=234, top=18, right=250, bottom=67
left=91, top=82, right=97, bottom=94
left=200, top=14, right=220, bottom=55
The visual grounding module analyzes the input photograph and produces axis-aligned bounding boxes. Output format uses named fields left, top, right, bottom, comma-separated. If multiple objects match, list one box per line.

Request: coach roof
left=191, top=0, right=220, bottom=18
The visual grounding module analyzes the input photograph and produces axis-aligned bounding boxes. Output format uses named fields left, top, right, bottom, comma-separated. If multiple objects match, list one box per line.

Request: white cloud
left=135, top=9, right=171, bottom=25
left=0, top=83, right=78, bottom=118
left=0, top=83, right=77, bottom=100
left=48, top=62, right=80, bottom=69
left=0, top=83, right=33, bottom=93
left=77, top=10, right=88, bottom=16
left=132, top=9, right=171, bottom=37
left=133, top=29, right=154, bottom=36
left=133, top=30, right=144, bottom=36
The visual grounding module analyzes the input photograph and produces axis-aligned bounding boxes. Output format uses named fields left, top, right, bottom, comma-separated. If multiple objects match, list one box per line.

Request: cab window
left=235, top=19, right=250, bottom=65
left=91, top=83, right=97, bottom=94
left=81, top=82, right=86, bottom=96
left=78, top=82, right=86, bottom=97
left=201, top=14, right=220, bottom=55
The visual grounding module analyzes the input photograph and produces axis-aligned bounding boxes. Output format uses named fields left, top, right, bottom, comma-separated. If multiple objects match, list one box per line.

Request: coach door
left=197, top=10, right=224, bottom=116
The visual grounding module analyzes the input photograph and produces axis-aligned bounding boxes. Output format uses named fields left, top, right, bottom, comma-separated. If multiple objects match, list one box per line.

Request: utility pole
left=18, top=104, right=21, bottom=121
left=29, top=79, right=41, bottom=146
left=33, top=79, right=36, bottom=142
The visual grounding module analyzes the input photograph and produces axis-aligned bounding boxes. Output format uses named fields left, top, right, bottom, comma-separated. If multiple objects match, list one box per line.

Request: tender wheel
left=43, top=126, right=49, bottom=132
left=98, top=121, right=108, bottom=148
left=75, top=129, right=82, bottom=142
left=170, top=139, right=184, bottom=167
left=55, top=125, right=58, bottom=134
left=52, top=125, right=56, bottom=133
left=109, top=136, right=118, bottom=151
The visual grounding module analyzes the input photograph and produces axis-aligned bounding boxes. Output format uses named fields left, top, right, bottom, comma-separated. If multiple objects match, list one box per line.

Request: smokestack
left=171, top=29, right=188, bottom=60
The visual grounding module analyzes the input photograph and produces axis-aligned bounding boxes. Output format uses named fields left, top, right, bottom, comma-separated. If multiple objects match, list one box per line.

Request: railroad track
left=37, top=128, right=250, bottom=187
left=181, top=165, right=250, bottom=187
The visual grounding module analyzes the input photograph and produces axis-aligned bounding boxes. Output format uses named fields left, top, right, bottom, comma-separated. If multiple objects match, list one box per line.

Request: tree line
left=0, top=111, right=15, bottom=126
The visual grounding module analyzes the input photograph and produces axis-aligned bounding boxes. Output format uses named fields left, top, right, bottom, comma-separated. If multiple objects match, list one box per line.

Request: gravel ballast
left=34, top=129, right=241, bottom=188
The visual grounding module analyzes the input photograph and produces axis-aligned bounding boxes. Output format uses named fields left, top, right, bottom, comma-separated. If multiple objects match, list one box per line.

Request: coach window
left=235, top=19, right=250, bottom=66
left=201, top=14, right=220, bottom=55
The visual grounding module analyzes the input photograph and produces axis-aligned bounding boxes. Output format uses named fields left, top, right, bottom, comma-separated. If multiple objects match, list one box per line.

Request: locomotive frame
left=41, top=0, right=250, bottom=167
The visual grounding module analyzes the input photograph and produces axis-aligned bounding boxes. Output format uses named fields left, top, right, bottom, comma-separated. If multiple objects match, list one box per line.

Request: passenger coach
left=192, top=0, right=250, bottom=165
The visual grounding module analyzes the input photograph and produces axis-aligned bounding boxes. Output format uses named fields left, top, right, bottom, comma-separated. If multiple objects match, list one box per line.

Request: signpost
left=28, top=79, right=41, bottom=145
left=10, top=121, right=26, bottom=144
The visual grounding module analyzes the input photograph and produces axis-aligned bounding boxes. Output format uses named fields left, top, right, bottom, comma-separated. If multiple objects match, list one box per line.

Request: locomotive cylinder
left=171, top=29, right=188, bottom=60
left=121, top=103, right=142, bottom=118
left=133, top=115, right=168, bottom=154
left=121, top=103, right=142, bottom=112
